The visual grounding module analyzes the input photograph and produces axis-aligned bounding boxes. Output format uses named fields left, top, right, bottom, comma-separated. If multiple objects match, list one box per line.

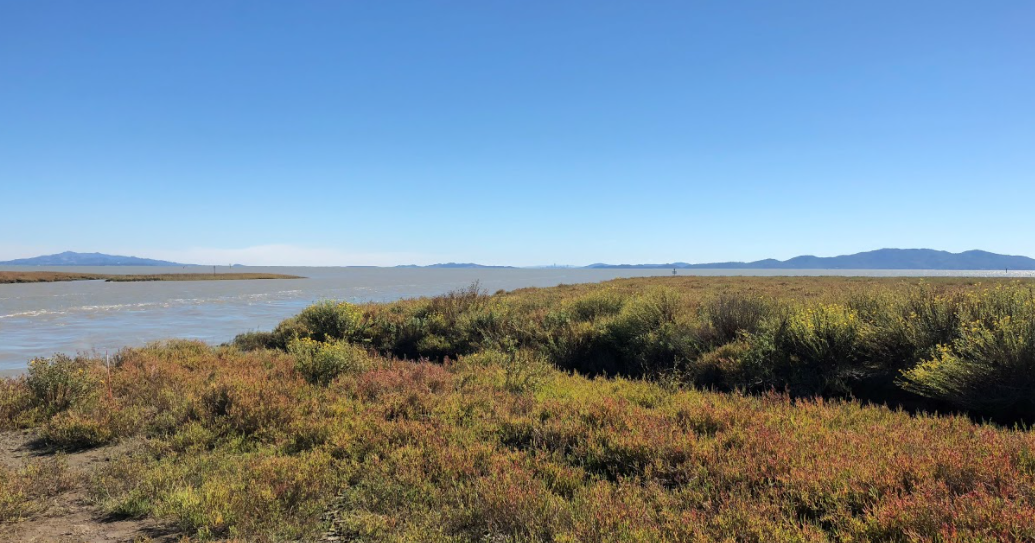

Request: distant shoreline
left=0, top=271, right=304, bottom=284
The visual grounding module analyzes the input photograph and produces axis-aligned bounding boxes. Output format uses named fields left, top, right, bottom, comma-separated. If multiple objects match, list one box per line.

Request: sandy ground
left=0, top=430, right=181, bottom=543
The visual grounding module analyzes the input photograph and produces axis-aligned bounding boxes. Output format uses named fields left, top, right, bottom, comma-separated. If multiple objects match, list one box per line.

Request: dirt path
left=0, top=430, right=180, bottom=543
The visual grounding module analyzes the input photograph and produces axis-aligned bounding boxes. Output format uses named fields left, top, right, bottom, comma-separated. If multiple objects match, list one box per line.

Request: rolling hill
left=0, top=251, right=185, bottom=266
left=585, top=249, right=1035, bottom=270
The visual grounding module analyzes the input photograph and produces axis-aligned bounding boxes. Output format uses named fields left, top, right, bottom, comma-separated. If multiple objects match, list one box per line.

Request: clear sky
left=2, top=1, right=1033, bottom=266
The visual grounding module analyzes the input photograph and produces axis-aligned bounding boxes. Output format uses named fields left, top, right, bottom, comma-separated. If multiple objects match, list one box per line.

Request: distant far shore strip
left=0, top=272, right=305, bottom=284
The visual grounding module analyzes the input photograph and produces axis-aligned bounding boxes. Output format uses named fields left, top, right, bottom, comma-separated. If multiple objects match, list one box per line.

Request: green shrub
left=537, top=319, right=611, bottom=373
left=294, top=300, right=364, bottom=343
left=501, top=349, right=552, bottom=394
left=688, top=340, right=752, bottom=390
left=397, top=285, right=501, bottom=360
left=289, top=338, right=370, bottom=385
left=231, top=331, right=278, bottom=351
left=745, top=304, right=869, bottom=395
left=26, top=354, right=98, bottom=415
left=455, top=299, right=515, bottom=353
left=425, top=282, right=489, bottom=323
left=604, top=288, right=700, bottom=376
left=338, top=284, right=500, bottom=361
left=255, top=301, right=364, bottom=351
left=0, top=378, right=34, bottom=429
left=566, top=289, right=625, bottom=321
left=899, top=288, right=964, bottom=355
left=902, top=314, right=1035, bottom=420
left=264, top=317, right=312, bottom=350
left=39, top=410, right=115, bottom=450
left=852, top=288, right=964, bottom=375
left=703, top=293, right=771, bottom=346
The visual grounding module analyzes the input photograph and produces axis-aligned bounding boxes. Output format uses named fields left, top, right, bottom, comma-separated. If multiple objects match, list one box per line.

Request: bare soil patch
left=0, top=431, right=179, bottom=543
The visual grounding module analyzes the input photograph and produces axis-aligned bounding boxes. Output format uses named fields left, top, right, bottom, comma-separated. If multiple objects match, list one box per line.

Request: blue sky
left=2, top=1, right=1033, bottom=266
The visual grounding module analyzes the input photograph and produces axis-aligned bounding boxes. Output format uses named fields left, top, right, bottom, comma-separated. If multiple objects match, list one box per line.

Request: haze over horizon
left=3, top=2, right=1033, bottom=267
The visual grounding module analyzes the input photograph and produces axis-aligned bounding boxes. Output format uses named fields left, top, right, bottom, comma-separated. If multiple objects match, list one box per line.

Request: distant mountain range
left=0, top=251, right=185, bottom=267
left=586, top=249, right=1035, bottom=270
left=4, top=249, right=1033, bottom=270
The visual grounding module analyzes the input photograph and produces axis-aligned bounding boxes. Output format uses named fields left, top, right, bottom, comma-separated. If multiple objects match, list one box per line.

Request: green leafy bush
left=902, top=311, right=1035, bottom=419
left=253, top=300, right=365, bottom=350
left=851, top=287, right=964, bottom=375
left=293, top=300, right=364, bottom=343
left=688, top=340, right=752, bottom=389
left=745, top=304, right=869, bottom=395
left=231, top=330, right=279, bottom=351
left=604, top=288, right=700, bottom=376
left=26, top=354, right=98, bottom=415
left=501, top=349, right=552, bottom=394
left=566, top=289, right=625, bottom=321
left=289, top=338, right=370, bottom=386
left=703, top=293, right=771, bottom=346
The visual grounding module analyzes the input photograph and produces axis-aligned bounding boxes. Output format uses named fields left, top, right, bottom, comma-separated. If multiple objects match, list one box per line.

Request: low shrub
left=256, top=301, right=365, bottom=350
left=425, top=282, right=490, bottom=323
left=851, top=287, right=965, bottom=375
left=199, top=374, right=299, bottom=438
left=266, top=318, right=312, bottom=350
left=293, top=300, right=364, bottom=343
left=902, top=314, right=1035, bottom=420
left=603, top=287, right=700, bottom=376
left=39, top=410, right=116, bottom=450
left=501, top=349, right=552, bottom=394
left=288, top=337, right=370, bottom=386
left=90, top=453, right=153, bottom=519
left=702, top=293, right=771, bottom=346
left=535, top=317, right=613, bottom=375
left=688, top=340, right=752, bottom=390
left=0, top=378, right=33, bottom=430
left=566, top=289, right=625, bottom=321
left=745, top=303, right=869, bottom=395
left=0, top=457, right=76, bottom=522
left=25, top=354, right=98, bottom=415
left=345, top=284, right=505, bottom=361
left=231, top=331, right=278, bottom=351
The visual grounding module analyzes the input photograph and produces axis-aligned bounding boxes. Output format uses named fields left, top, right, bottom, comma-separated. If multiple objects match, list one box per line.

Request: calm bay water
left=1, top=266, right=1031, bottom=374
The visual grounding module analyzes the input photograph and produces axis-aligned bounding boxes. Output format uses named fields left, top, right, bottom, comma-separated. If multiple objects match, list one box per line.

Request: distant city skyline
left=3, top=1, right=1033, bottom=267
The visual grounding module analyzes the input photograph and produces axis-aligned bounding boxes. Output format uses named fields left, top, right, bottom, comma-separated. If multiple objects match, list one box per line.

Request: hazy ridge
left=0, top=251, right=185, bottom=267
left=586, top=248, right=1035, bottom=270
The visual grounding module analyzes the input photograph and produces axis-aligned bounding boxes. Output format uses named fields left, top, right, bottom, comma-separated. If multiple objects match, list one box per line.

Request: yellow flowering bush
left=746, top=303, right=869, bottom=395
left=902, top=312, right=1035, bottom=419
